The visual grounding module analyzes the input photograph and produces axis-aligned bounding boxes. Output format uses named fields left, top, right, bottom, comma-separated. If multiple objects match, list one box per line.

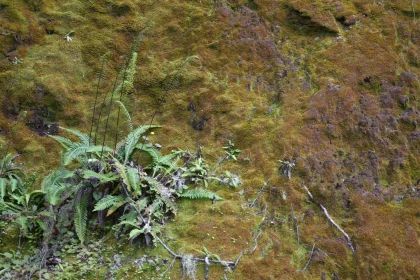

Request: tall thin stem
left=101, top=63, right=129, bottom=157
left=89, top=57, right=107, bottom=145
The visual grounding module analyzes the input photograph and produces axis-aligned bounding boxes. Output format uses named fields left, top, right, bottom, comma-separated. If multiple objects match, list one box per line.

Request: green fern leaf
left=115, top=101, right=133, bottom=132
left=106, top=198, right=128, bottom=216
left=49, top=135, right=74, bottom=150
left=121, top=125, right=160, bottom=163
left=178, top=189, right=222, bottom=201
left=82, top=170, right=118, bottom=184
left=126, top=166, right=141, bottom=196
left=86, top=145, right=113, bottom=156
left=42, top=169, right=74, bottom=204
left=74, top=195, right=88, bottom=244
left=49, top=183, right=73, bottom=205
left=0, top=178, right=7, bottom=200
left=129, top=228, right=144, bottom=240
left=64, top=143, right=90, bottom=165
left=60, top=127, right=91, bottom=146
left=136, top=144, right=162, bottom=164
left=114, top=161, right=140, bottom=194
left=93, top=195, right=125, bottom=211
left=0, top=154, right=12, bottom=173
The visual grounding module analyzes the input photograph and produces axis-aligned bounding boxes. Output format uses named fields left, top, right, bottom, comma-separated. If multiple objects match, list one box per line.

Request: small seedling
left=223, top=140, right=241, bottom=160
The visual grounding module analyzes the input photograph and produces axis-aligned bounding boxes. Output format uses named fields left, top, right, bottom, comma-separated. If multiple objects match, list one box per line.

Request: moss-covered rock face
left=1, top=0, right=420, bottom=279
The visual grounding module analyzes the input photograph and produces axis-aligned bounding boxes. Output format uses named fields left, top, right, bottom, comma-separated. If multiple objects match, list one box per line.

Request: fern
left=0, top=154, right=12, bottom=173
left=74, top=194, right=88, bottom=244
left=115, top=100, right=133, bottom=131
left=94, top=195, right=125, bottom=211
left=178, top=189, right=222, bottom=201
left=114, top=160, right=135, bottom=193
left=64, top=143, right=90, bottom=165
left=129, top=228, right=144, bottom=240
left=49, top=135, right=74, bottom=149
left=42, top=169, right=74, bottom=205
left=60, top=127, right=91, bottom=146
left=81, top=170, right=118, bottom=184
left=0, top=178, right=7, bottom=199
left=121, top=125, right=160, bottom=163
left=137, top=144, right=162, bottom=164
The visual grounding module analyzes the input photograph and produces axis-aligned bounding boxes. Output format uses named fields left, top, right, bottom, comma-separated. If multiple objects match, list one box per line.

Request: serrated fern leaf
left=42, top=169, right=74, bottom=204
left=127, top=166, right=141, bottom=196
left=74, top=195, right=88, bottom=244
left=121, top=125, right=160, bottom=163
left=0, top=178, right=7, bottom=200
left=106, top=198, right=129, bottom=217
left=48, top=183, right=72, bottom=205
left=60, top=127, right=91, bottom=146
left=0, top=154, right=11, bottom=173
left=115, top=101, right=133, bottom=132
left=178, top=189, right=222, bottom=201
left=129, top=228, right=144, bottom=240
left=86, top=145, right=113, bottom=156
left=64, top=143, right=90, bottom=165
left=93, top=195, right=125, bottom=211
left=82, top=170, right=118, bottom=184
left=136, top=144, right=162, bottom=165
left=49, top=135, right=74, bottom=150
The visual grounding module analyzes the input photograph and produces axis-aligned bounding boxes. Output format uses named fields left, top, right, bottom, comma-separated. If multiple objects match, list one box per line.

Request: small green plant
left=278, top=159, right=295, bottom=180
left=219, top=171, right=242, bottom=188
left=43, top=124, right=227, bottom=246
left=63, top=31, right=75, bottom=42
left=223, top=140, right=241, bottom=161
left=0, top=154, right=47, bottom=238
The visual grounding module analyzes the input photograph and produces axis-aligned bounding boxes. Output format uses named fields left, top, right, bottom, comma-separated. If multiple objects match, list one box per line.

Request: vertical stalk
left=101, top=63, right=129, bottom=157
left=89, top=57, right=107, bottom=145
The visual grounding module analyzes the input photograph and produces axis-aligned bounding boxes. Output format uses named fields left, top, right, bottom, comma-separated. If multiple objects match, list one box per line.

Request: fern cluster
left=0, top=154, right=47, bottom=237
left=43, top=124, right=232, bottom=246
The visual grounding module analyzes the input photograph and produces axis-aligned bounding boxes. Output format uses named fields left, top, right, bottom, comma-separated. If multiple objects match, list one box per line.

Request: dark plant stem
left=89, top=58, right=107, bottom=145
left=94, top=76, right=118, bottom=147
left=98, top=74, right=120, bottom=157
left=113, top=63, right=129, bottom=151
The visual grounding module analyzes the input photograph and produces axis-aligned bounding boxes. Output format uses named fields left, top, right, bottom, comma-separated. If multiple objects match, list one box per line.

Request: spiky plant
left=43, top=124, right=225, bottom=245
left=0, top=154, right=47, bottom=237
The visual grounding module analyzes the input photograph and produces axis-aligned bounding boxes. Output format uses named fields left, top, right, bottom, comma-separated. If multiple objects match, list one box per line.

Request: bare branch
left=301, top=243, right=316, bottom=272
left=244, top=231, right=263, bottom=254
left=154, top=235, right=237, bottom=266
left=291, top=203, right=300, bottom=247
left=249, top=182, right=268, bottom=208
left=302, top=185, right=355, bottom=254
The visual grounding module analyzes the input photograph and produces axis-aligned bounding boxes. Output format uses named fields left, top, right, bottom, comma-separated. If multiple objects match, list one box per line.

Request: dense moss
left=0, top=0, right=419, bottom=279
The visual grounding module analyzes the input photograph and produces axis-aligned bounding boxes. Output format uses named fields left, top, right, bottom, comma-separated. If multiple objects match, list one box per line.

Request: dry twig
left=303, top=185, right=355, bottom=253
left=301, top=243, right=316, bottom=272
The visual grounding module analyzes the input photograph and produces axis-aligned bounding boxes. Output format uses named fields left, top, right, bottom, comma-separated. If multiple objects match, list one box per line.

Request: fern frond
left=49, top=183, right=73, bottom=205
left=129, top=228, right=144, bottom=240
left=82, top=170, right=118, bottom=184
left=123, top=52, right=137, bottom=95
left=106, top=198, right=129, bottom=216
left=93, top=195, right=125, bottom=211
left=49, top=135, right=74, bottom=150
left=115, top=101, right=133, bottom=131
left=126, top=166, right=141, bottom=196
left=137, top=144, right=162, bottom=164
left=74, top=195, right=88, bottom=244
left=60, top=127, right=91, bottom=146
left=0, top=153, right=13, bottom=174
left=178, top=189, right=222, bottom=201
left=0, top=178, right=7, bottom=200
left=120, top=125, right=161, bottom=163
left=64, top=143, right=90, bottom=165
left=86, top=145, right=113, bottom=155
left=42, top=169, right=74, bottom=204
